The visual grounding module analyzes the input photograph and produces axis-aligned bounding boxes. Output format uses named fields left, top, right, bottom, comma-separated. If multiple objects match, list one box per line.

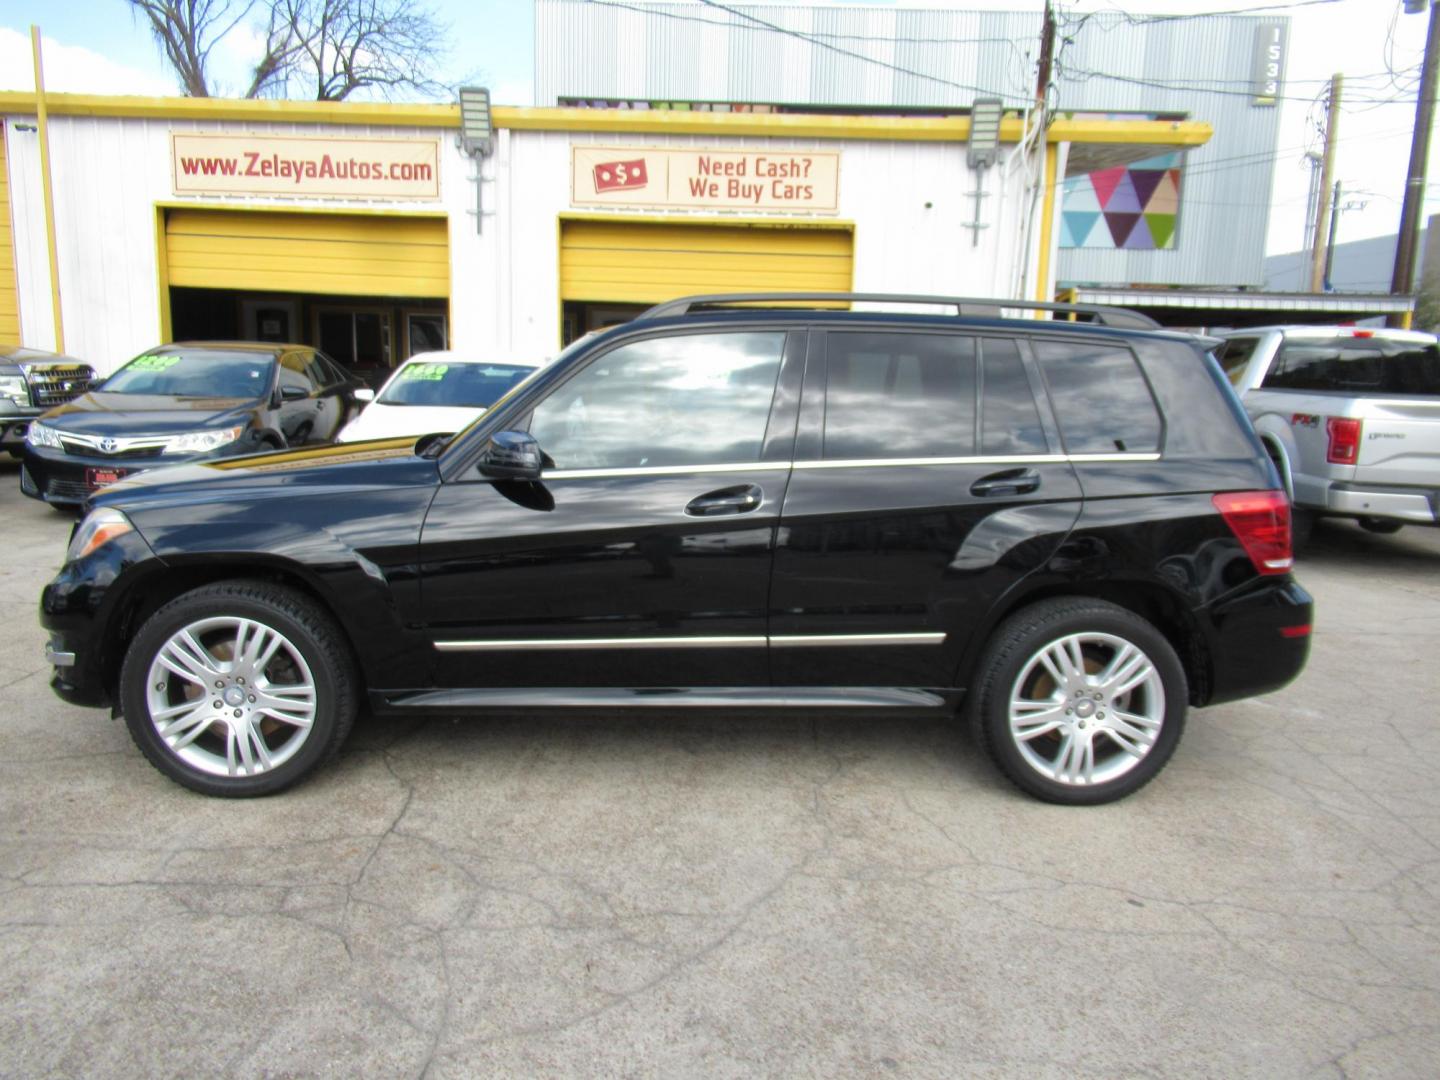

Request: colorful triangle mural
left=1060, top=152, right=1184, bottom=250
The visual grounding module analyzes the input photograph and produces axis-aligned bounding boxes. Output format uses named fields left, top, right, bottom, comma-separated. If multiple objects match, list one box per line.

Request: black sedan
left=21, top=342, right=364, bottom=506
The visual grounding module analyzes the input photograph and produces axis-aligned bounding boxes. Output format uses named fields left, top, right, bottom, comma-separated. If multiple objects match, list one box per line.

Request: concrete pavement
left=2, top=469, right=1437, bottom=1078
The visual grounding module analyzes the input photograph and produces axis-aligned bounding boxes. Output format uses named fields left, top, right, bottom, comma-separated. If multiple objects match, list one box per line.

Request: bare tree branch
left=123, top=0, right=447, bottom=101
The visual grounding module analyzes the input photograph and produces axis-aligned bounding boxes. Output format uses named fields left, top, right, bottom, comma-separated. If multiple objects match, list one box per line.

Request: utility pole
left=1309, top=73, right=1342, bottom=293
left=1323, top=182, right=1342, bottom=291
left=1036, top=1, right=1056, bottom=107
left=1390, top=0, right=1440, bottom=326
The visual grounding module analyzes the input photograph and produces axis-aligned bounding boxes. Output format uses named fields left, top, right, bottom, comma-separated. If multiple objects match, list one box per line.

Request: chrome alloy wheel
left=144, top=617, right=318, bottom=778
left=1007, top=631, right=1165, bottom=788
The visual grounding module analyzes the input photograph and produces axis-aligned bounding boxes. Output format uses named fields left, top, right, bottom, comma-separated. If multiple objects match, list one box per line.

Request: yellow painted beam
left=1036, top=144, right=1059, bottom=305
left=30, top=28, right=64, bottom=352
left=0, top=91, right=1213, bottom=149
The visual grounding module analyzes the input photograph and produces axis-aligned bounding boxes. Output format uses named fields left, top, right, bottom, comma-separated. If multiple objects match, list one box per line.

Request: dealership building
left=0, top=89, right=1210, bottom=377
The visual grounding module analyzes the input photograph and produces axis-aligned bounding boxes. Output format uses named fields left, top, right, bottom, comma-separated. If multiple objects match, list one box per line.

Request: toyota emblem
left=99, top=438, right=118, bottom=454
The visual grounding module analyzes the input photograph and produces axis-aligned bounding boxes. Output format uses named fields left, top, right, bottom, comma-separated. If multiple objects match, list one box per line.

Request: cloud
left=0, top=27, right=175, bottom=95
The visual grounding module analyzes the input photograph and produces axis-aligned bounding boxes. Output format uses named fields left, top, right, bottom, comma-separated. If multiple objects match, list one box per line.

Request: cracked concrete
left=1, top=470, right=1438, bottom=1078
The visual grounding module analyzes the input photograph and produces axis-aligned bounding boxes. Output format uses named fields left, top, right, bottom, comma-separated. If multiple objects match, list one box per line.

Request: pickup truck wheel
left=1357, top=516, right=1403, bottom=535
left=975, top=599, right=1187, bottom=805
left=118, top=581, right=356, bottom=797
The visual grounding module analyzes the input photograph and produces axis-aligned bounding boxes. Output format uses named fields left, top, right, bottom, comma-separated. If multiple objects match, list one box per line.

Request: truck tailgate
left=1356, top=398, right=1440, bottom=485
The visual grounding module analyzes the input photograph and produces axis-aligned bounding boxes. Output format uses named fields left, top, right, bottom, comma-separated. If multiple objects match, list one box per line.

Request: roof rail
left=638, top=292, right=1162, bottom=330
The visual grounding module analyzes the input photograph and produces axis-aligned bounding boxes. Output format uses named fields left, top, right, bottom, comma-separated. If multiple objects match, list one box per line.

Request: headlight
left=162, top=425, right=245, bottom=455
left=26, top=421, right=64, bottom=449
left=67, top=507, right=134, bottom=562
left=0, top=374, right=27, bottom=405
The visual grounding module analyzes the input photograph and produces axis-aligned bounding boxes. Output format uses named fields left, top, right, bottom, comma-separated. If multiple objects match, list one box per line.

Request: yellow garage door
left=165, top=209, right=448, bottom=298
left=560, top=220, right=852, bottom=303
left=0, top=126, right=19, bottom=343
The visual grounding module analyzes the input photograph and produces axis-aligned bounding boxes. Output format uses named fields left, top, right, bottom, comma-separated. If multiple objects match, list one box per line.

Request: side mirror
left=477, top=430, right=544, bottom=481
left=354, top=387, right=375, bottom=403
left=279, top=384, right=309, bottom=402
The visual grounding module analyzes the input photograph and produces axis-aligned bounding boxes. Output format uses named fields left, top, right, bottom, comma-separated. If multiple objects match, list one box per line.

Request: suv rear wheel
left=975, top=599, right=1187, bottom=805
left=118, top=581, right=356, bottom=797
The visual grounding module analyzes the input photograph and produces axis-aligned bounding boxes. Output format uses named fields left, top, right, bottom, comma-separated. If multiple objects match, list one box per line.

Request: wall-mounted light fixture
left=457, top=86, right=493, bottom=233
left=967, top=97, right=1004, bottom=170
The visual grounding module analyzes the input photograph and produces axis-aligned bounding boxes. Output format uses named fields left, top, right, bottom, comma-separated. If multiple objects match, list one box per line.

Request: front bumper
left=0, top=404, right=44, bottom=452
left=1323, top=482, right=1439, bottom=525
left=20, top=438, right=254, bottom=505
left=40, top=527, right=164, bottom=710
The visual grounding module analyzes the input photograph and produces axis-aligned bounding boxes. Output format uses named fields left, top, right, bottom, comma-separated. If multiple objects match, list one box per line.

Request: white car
left=336, top=351, right=544, bottom=443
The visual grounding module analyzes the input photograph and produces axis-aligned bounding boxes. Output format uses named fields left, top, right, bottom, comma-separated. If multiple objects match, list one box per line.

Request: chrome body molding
left=542, top=454, right=1160, bottom=481
left=434, top=634, right=767, bottom=652
left=384, top=686, right=951, bottom=710
left=53, top=430, right=173, bottom=456
left=769, top=632, right=946, bottom=648
left=433, top=631, right=945, bottom=652
left=45, top=641, right=76, bottom=667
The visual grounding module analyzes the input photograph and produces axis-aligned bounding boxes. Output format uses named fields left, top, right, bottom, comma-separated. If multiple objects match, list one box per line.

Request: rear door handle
left=970, top=468, right=1040, bottom=498
left=685, top=483, right=763, bottom=516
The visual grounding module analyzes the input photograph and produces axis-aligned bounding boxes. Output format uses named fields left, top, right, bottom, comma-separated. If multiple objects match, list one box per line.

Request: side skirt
left=372, top=686, right=959, bottom=713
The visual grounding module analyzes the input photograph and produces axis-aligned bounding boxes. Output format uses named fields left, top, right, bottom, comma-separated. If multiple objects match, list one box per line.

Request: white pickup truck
left=1213, top=325, right=1440, bottom=540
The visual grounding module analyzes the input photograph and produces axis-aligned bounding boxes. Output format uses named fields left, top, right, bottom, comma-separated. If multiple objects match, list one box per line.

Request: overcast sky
left=0, top=0, right=1432, bottom=268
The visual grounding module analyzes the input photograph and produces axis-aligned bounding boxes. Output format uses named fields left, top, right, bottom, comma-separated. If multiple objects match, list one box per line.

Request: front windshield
left=100, top=351, right=276, bottom=398
left=378, top=362, right=536, bottom=407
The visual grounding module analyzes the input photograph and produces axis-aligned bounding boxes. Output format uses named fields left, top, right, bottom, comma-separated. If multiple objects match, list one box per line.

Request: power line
left=1079, top=0, right=1344, bottom=25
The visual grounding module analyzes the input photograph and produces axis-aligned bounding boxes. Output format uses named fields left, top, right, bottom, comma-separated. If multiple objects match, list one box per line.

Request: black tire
left=973, top=598, right=1187, bottom=805
left=119, top=580, right=357, bottom=797
left=1357, top=516, right=1403, bottom=535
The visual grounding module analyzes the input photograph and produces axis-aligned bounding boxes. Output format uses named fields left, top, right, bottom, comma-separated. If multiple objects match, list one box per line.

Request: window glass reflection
left=1033, top=340, right=1161, bottom=454
left=980, top=338, right=1048, bottom=455
left=530, top=332, right=786, bottom=469
left=823, top=333, right=977, bottom=459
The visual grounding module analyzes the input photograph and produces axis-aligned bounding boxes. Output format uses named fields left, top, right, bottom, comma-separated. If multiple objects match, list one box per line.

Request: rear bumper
left=1202, top=578, right=1314, bottom=707
left=1321, top=482, right=1439, bottom=524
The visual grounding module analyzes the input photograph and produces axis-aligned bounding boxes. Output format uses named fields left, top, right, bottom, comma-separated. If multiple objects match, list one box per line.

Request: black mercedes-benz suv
left=39, top=294, right=1313, bottom=804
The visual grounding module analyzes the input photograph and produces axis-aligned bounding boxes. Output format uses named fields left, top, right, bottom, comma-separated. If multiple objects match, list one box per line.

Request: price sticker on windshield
left=131, top=355, right=181, bottom=371
left=401, top=363, right=450, bottom=381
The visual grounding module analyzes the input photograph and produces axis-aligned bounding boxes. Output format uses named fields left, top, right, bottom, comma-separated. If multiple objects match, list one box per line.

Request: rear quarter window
left=1262, top=337, right=1440, bottom=395
left=1032, top=339, right=1162, bottom=454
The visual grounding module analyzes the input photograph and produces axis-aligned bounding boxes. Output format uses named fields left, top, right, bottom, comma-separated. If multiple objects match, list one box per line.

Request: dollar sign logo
left=615, top=164, right=629, bottom=185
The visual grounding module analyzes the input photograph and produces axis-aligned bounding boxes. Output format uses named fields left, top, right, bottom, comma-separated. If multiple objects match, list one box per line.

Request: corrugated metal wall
left=535, top=1, right=1287, bottom=288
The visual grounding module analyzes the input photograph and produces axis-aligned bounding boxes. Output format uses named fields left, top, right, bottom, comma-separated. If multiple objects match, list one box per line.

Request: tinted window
left=529, top=332, right=785, bottom=470
left=101, top=350, right=275, bottom=398
left=1216, top=338, right=1260, bottom=387
left=380, top=362, right=536, bottom=408
left=824, top=333, right=976, bottom=459
left=1261, top=337, right=1440, bottom=395
left=980, top=337, right=1048, bottom=455
left=281, top=353, right=328, bottom=393
left=1033, top=340, right=1162, bottom=453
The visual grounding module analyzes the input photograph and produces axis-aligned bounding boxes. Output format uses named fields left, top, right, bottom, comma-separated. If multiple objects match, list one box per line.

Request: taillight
left=1213, top=490, right=1293, bottom=574
left=1326, top=416, right=1361, bottom=464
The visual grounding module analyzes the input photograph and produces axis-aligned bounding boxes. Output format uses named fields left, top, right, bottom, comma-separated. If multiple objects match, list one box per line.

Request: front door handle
left=970, top=468, right=1040, bottom=498
left=685, top=483, right=763, bottom=516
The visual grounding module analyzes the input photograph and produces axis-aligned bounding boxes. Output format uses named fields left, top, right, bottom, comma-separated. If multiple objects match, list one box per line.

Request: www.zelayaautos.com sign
left=171, top=133, right=441, bottom=200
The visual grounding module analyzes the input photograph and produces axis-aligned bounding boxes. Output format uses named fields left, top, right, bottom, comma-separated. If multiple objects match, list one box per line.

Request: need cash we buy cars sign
left=572, top=146, right=840, bottom=213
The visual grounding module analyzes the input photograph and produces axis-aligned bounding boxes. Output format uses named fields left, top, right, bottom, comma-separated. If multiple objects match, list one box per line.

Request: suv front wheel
left=118, top=581, right=357, bottom=797
left=974, top=599, right=1187, bottom=805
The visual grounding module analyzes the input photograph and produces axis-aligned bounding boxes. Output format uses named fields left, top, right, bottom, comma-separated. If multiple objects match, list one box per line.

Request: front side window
left=101, top=350, right=276, bottom=399
left=1261, top=337, right=1440, bottom=395
left=529, top=332, right=786, bottom=470
left=1032, top=340, right=1162, bottom=454
left=823, top=333, right=977, bottom=459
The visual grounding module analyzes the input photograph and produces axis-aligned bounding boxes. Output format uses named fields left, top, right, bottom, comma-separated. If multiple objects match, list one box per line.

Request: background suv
left=40, top=294, right=1312, bottom=804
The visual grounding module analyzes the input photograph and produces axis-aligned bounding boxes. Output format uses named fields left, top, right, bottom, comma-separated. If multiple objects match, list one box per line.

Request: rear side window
left=1261, top=337, right=1440, bottom=395
left=823, top=333, right=977, bottom=459
left=1032, top=339, right=1162, bottom=454
left=1215, top=337, right=1260, bottom=387
left=980, top=338, right=1048, bottom=455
